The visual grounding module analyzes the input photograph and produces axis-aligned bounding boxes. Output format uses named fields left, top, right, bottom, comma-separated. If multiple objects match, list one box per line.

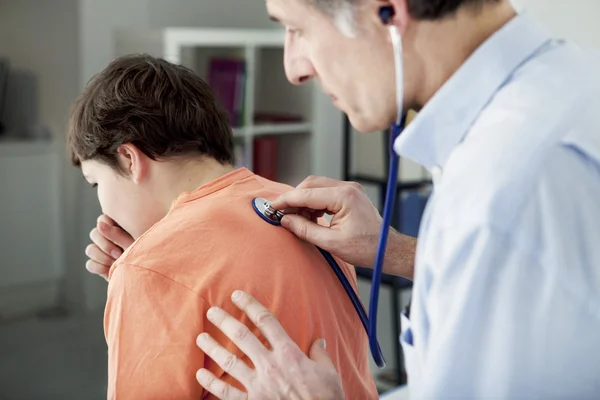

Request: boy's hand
left=85, top=215, right=134, bottom=281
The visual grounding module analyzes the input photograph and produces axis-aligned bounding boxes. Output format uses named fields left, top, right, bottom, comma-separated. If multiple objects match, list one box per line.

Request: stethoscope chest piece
left=252, top=197, right=284, bottom=226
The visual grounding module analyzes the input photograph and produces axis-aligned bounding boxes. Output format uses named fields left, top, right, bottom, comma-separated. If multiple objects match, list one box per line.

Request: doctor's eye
left=286, top=27, right=302, bottom=36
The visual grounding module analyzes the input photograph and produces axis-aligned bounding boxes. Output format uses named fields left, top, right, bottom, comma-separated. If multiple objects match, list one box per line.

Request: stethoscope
left=253, top=6, right=404, bottom=368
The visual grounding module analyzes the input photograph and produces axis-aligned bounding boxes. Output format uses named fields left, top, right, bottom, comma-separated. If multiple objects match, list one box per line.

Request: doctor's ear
left=377, top=0, right=410, bottom=32
left=379, top=5, right=395, bottom=24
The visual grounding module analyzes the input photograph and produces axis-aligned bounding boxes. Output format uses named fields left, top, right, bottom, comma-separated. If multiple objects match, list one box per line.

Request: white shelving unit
left=0, top=138, right=64, bottom=319
left=114, top=28, right=343, bottom=187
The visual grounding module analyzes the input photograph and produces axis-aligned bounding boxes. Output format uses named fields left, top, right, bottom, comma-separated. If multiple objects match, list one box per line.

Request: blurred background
left=0, top=0, right=598, bottom=398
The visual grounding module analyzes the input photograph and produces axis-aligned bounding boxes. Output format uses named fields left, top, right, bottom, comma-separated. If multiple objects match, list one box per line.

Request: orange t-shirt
left=104, top=168, right=378, bottom=399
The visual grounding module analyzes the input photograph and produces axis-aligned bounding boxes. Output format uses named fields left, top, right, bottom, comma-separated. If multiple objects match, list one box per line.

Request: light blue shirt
left=393, top=12, right=600, bottom=399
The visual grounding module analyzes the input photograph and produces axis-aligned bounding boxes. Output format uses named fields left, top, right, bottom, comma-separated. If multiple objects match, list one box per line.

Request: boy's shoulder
left=110, top=171, right=294, bottom=282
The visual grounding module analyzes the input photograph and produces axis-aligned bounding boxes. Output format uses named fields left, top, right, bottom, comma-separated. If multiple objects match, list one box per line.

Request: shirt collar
left=393, top=12, right=552, bottom=171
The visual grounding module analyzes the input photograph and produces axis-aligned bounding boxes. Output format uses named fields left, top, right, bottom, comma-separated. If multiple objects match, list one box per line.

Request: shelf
left=115, top=28, right=286, bottom=65
left=252, top=122, right=311, bottom=136
left=164, top=28, right=285, bottom=49
left=232, top=123, right=312, bottom=138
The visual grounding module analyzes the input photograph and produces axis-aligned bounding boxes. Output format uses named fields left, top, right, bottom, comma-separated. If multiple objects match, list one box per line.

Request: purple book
left=208, top=58, right=246, bottom=127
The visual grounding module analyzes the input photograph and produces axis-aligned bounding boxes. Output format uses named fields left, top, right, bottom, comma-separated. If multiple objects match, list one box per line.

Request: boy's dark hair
left=68, top=54, right=234, bottom=171
left=313, top=0, right=502, bottom=20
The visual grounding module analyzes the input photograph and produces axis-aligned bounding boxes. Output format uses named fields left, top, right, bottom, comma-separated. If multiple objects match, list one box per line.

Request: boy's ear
left=116, top=144, right=150, bottom=184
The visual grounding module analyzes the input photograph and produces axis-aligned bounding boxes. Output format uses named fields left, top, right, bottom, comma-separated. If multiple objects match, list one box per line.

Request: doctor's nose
left=283, top=41, right=315, bottom=85
left=284, top=58, right=314, bottom=85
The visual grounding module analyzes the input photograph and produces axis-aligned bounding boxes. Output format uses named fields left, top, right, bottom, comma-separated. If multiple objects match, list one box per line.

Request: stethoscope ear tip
left=379, top=6, right=395, bottom=25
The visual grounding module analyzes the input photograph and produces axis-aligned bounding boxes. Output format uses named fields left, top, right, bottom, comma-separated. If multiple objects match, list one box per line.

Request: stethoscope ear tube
left=368, top=116, right=406, bottom=368
left=251, top=197, right=387, bottom=365
left=317, top=247, right=385, bottom=366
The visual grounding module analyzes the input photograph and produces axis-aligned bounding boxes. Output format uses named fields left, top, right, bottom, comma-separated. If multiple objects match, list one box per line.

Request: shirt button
left=430, top=166, right=443, bottom=185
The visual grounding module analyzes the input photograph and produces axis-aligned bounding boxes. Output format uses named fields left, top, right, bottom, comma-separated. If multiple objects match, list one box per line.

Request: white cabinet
left=0, top=141, right=64, bottom=319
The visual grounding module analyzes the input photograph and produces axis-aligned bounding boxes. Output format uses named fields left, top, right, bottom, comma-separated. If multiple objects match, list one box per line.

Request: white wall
left=148, top=0, right=278, bottom=29
left=513, top=0, right=600, bottom=49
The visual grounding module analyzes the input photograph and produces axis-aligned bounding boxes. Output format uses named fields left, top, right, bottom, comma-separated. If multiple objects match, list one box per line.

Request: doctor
left=84, top=0, right=600, bottom=398
left=192, top=0, right=600, bottom=398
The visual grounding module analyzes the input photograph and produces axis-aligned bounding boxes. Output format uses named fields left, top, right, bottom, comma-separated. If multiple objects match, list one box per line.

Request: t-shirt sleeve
left=104, top=263, right=210, bottom=399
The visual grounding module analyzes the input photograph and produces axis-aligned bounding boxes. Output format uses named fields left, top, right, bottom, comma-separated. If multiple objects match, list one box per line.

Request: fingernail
left=197, top=332, right=209, bottom=345
left=196, top=368, right=209, bottom=382
left=207, top=307, right=219, bottom=319
left=99, top=222, right=109, bottom=231
left=320, top=339, right=327, bottom=349
left=111, top=250, right=122, bottom=259
left=232, top=290, right=243, bottom=302
left=280, top=216, right=291, bottom=228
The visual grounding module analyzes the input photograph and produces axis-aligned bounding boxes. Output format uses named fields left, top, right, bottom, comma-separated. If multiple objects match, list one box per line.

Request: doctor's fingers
left=196, top=368, right=247, bottom=400
left=96, top=220, right=134, bottom=252
left=204, top=305, right=268, bottom=362
left=230, top=291, right=301, bottom=352
left=271, top=186, right=360, bottom=215
left=296, top=175, right=365, bottom=193
left=90, top=227, right=124, bottom=260
left=196, top=333, right=255, bottom=389
left=280, top=214, right=336, bottom=248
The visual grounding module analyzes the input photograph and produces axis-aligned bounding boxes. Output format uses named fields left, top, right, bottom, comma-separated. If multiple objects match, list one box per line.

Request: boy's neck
left=154, top=157, right=235, bottom=213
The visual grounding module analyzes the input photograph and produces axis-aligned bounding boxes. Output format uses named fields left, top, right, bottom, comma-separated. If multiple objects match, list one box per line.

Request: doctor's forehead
left=265, top=0, right=309, bottom=20
left=265, top=0, right=282, bottom=18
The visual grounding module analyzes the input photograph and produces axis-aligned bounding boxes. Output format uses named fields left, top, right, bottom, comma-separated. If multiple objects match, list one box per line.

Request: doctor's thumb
left=280, top=214, right=331, bottom=247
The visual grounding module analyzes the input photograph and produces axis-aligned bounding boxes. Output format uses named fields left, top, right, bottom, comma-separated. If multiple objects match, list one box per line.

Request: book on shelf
left=253, top=136, right=278, bottom=181
left=253, top=112, right=303, bottom=125
left=0, top=58, right=9, bottom=134
left=208, top=58, right=246, bottom=127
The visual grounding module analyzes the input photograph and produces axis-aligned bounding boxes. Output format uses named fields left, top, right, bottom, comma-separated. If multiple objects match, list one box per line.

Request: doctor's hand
left=85, top=215, right=134, bottom=280
left=270, top=176, right=415, bottom=278
left=196, top=290, right=345, bottom=400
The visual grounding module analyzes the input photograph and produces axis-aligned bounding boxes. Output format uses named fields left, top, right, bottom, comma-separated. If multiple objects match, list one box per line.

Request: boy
left=68, top=54, right=378, bottom=399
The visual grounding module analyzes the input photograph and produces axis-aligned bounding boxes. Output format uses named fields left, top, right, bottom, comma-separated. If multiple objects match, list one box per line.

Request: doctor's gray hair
left=310, top=0, right=360, bottom=37
left=311, top=0, right=502, bottom=22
